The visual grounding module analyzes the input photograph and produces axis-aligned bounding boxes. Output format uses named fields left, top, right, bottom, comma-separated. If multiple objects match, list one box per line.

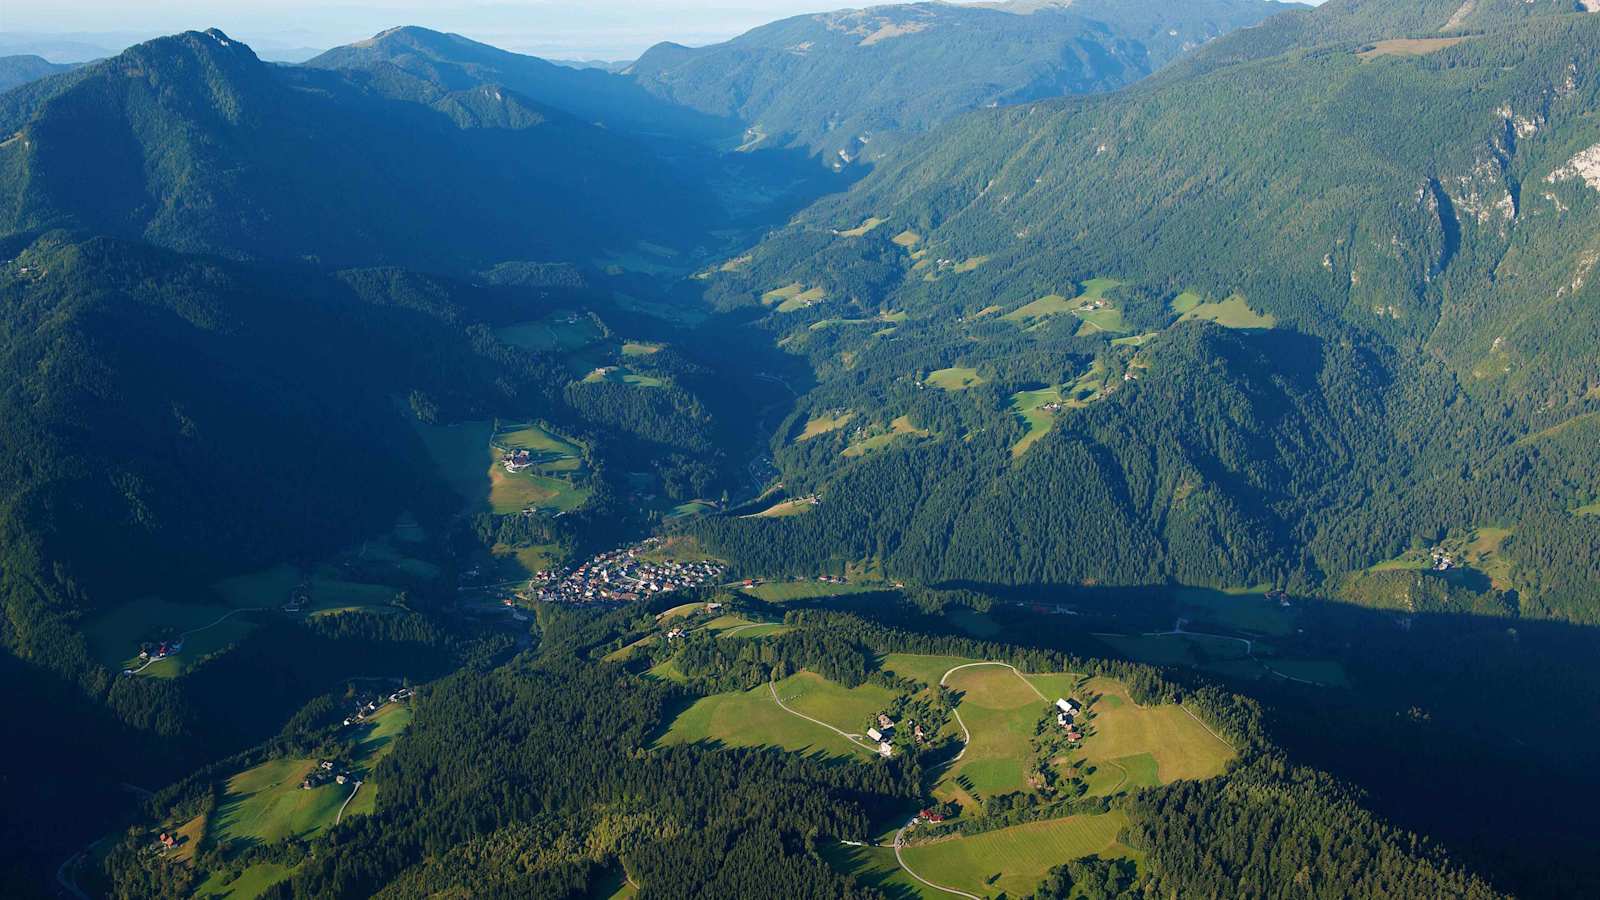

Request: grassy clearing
left=1358, top=37, right=1468, bottom=60
left=654, top=676, right=870, bottom=759
left=1362, top=526, right=1514, bottom=590
left=938, top=665, right=1046, bottom=799
left=1517, top=411, right=1600, bottom=446
left=488, top=423, right=591, bottom=515
left=1178, top=294, right=1276, bottom=329
left=496, top=313, right=603, bottom=352
left=926, top=367, right=986, bottom=390
left=799, top=411, right=855, bottom=442
left=810, top=311, right=907, bottom=331
left=83, top=597, right=260, bottom=676
left=892, top=229, right=923, bottom=248
left=777, top=285, right=828, bottom=313
left=954, top=256, right=989, bottom=273
left=780, top=671, right=898, bottom=733
left=305, top=576, right=398, bottom=618
left=493, top=542, right=560, bottom=577
left=747, top=497, right=819, bottom=518
left=194, top=862, right=298, bottom=899
left=1174, top=587, right=1295, bottom=637
left=880, top=654, right=982, bottom=689
left=1002, top=294, right=1073, bottom=325
left=1575, top=500, right=1600, bottom=517
left=582, top=366, right=667, bottom=388
left=899, top=811, right=1132, bottom=899
left=213, top=565, right=300, bottom=608
left=1170, top=290, right=1204, bottom=314
left=1058, top=677, right=1233, bottom=789
left=843, top=415, right=931, bottom=458
left=744, top=580, right=885, bottom=602
left=621, top=341, right=664, bottom=356
left=1010, top=386, right=1064, bottom=458
left=820, top=842, right=937, bottom=899
left=839, top=217, right=888, bottom=237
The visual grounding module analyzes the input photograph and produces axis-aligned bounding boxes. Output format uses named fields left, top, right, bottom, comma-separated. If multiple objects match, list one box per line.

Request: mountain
left=306, top=26, right=737, bottom=143
left=0, top=55, right=77, bottom=92
left=694, top=0, right=1600, bottom=616
left=0, top=29, right=720, bottom=273
left=625, top=0, right=1304, bottom=166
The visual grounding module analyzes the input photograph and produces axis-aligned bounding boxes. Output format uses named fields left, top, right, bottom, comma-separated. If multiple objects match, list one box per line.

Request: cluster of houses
left=1430, top=547, right=1458, bottom=571
left=867, top=713, right=897, bottom=757
left=302, top=759, right=360, bottom=791
left=502, top=448, right=537, bottom=473
left=534, top=541, right=725, bottom=605
left=342, top=687, right=413, bottom=727
left=155, top=832, right=181, bottom=851
left=913, top=808, right=946, bottom=825
left=1054, top=697, right=1084, bottom=743
left=282, top=581, right=312, bottom=613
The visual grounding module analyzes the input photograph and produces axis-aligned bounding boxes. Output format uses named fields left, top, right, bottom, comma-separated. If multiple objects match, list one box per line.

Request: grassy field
left=1055, top=677, right=1234, bottom=790
left=953, top=256, right=989, bottom=273
left=621, top=341, right=663, bottom=356
left=880, top=654, right=983, bottom=689
left=497, top=314, right=603, bottom=351
left=214, top=565, right=300, bottom=608
left=839, top=217, right=887, bottom=237
left=582, top=366, right=667, bottom=388
left=844, top=415, right=931, bottom=458
left=937, top=665, right=1048, bottom=800
left=1576, top=500, right=1600, bottom=517
left=1002, top=294, right=1073, bottom=325
left=1358, top=37, right=1468, bottom=60
left=799, top=411, right=855, bottom=441
left=83, top=597, right=261, bottom=677
left=899, top=811, right=1132, bottom=899
left=654, top=675, right=872, bottom=759
left=778, top=671, right=898, bottom=734
left=1009, top=386, right=1063, bottom=457
left=1170, top=290, right=1204, bottom=314
left=926, top=367, right=986, bottom=390
left=208, top=704, right=411, bottom=855
left=777, top=285, right=827, bottom=313
left=892, top=229, right=923, bottom=248
left=820, top=842, right=939, bottom=899
left=747, top=497, right=819, bottom=518
left=488, top=422, right=592, bottom=514
left=194, top=862, right=298, bottom=899
left=1174, top=587, right=1295, bottom=636
left=743, top=580, right=884, bottom=602
left=1178, top=294, right=1276, bottom=329
left=305, top=575, right=399, bottom=617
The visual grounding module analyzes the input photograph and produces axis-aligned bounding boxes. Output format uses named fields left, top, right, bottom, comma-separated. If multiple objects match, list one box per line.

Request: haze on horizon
left=0, top=0, right=1323, bottom=63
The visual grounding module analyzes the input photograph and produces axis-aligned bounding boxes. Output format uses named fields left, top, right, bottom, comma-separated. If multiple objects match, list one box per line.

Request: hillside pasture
left=654, top=676, right=873, bottom=760
left=1178, top=294, right=1276, bottom=329
left=746, top=497, right=819, bottom=518
left=83, top=597, right=261, bottom=677
left=1002, top=294, right=1072, bottom=325
left=582, top=366, right=667, bottom=388
left=777, top=285, right=828, bottom=312
left=926, top=367, right=986, bottom=390
left=778, top=671, right=899, bottom=734
left=798, top=411, right=855, bottom=441
left=843, top=415, right=931, bottom=457
left=937, top=664, right=1049, bottom=800
left=898, top=811, right=1132, bottom=899
left=1358, top=37, right=1468, bottom=60
left=839, top=216, right=887, bottom=237
left=496, top=313, right=603, bottom=352
left=1010, top=386, right=1063, bottom=457
left=743, top=580, right=884, bottom=602
left=1059, top=677, right=1234, bottom=790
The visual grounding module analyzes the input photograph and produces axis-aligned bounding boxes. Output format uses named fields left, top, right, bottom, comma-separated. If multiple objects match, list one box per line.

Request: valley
left=6, top=1, right=1600, bottom=898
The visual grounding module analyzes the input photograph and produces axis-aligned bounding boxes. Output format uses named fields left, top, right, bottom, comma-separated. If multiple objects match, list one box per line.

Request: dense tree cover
left=0, top=55, right=76, bottom=93
left=0, top=30, right=720, bottom=273
left=688, top=6, right=1600, bottom=623
left=626, top=0, right=1293, bottom=164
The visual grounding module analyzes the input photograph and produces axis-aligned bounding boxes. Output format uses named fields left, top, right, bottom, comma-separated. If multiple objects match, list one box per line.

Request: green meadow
left=654, top=673, right=875, bottom=760
left=926, top=367, right=986, bottom=390
left=898, top=811, right=1133, bottom=899
left=496, top=313, right=603, bottom=352
left=1009, top=386, right=1063, bottom=457
left=843, top=415, right=930, bottom=458
left=1177, top=294, right=1276, bottom=329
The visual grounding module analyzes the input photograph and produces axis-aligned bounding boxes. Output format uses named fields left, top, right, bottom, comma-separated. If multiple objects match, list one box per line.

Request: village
left=526, top=538, right=726, bottom=605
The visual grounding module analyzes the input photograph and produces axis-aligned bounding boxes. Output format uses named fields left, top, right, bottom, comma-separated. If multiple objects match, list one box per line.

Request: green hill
left=0, top=29, right=718, bottom=273
left=626, top=0, right=1300, bottom=166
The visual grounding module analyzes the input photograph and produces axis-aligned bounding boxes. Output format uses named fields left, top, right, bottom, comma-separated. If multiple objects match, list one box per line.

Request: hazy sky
left=0, top=1, right=941, bottom=61
left=0, top=0, right=1323, bottom=62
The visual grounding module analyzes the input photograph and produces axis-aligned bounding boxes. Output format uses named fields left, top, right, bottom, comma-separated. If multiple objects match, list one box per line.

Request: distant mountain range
left=0, top=55, right=77, bottom=92
left=624, top=0, right=1303, bottom=165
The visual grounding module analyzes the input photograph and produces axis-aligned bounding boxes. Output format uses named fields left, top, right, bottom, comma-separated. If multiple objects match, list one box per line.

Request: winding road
left=767, top=680, right=877, bottom=755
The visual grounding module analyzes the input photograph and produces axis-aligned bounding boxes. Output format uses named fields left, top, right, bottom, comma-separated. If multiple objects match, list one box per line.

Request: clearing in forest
left=488, top=422, right=592, bottom=515
left=1177, top=294, right=1276, bottom=329
left=1009, top=386, right=1064, bottom=457
left=654, top=671, right=889, bottom=759
left=496, top=312, right=603, bottom=352
left=798, top=411, right=855, bottom=441
left=839, top=217, right=888, bottom=237
left=1357, top=37, right=1468, bottom=60
left=1049, top=676, right=1234, bottom=794
left=926, top=367, right=986, bottom=390
left=898, top=811, right=1134, bottom=899
left=843, top=415, right=932, bottom=457
left=936, top=664, right=1050, bottom=802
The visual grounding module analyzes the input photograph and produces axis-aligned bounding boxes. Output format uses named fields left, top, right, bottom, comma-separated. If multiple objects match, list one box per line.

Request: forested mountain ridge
left=306, top=26, right=739, bottom=143
left=0, top=55, right=77, bottom=93
left=0, top=29, right=719, bottom=273
left=687, top=3, right=1600, bottom=622
left=624, top=0, right=1302, bottom=165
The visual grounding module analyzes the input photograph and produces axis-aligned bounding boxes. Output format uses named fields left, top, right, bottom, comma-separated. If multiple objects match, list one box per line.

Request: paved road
left=335, top=781, right=363, bottom=825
